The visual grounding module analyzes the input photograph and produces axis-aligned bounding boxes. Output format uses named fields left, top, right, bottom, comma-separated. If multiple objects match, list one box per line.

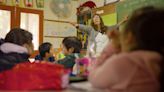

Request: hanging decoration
left=0, top=0, right=6, bottom=5
left=12, top=0, right=20, bottom=6
left=36, top=0, right=44, bottom=8
left=24, top=0, right=33, bottom=7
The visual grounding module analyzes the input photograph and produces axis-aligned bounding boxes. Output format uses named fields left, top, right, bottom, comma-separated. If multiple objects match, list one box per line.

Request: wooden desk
left=0, top=82, right=103, bottom=92
left=59, top=82, right=103, bottom=92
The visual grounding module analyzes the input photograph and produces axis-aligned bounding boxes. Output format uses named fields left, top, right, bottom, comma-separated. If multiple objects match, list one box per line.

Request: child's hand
left=107, top=29, right=121, bottom=52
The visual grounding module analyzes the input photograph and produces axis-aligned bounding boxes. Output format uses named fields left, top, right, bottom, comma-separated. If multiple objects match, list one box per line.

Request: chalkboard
left=116, top=0, right=164, bottom=22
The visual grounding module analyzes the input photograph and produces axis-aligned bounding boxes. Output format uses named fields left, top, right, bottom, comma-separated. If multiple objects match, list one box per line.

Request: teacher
left=70, top=14, right=109, bottom=56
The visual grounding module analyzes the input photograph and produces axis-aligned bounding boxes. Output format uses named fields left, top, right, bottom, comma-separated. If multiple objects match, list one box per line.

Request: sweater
left=89, top=50, right=162, bottom=92
left=0, top=43, right=30, bottom=72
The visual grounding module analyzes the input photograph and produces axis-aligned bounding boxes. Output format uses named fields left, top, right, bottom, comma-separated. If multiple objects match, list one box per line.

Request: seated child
left=35, top=42, right=55, bottom=62
left=0, top=29, right=69, bottom=90
left=89, top=6, right=164, bottom=92
left=57, top=36, right=82, bottom=69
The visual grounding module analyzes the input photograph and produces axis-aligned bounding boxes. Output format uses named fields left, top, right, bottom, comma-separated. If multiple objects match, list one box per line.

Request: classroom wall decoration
left=0, top=0, right=44, bottom=9
left=43, top=0, right=78, bottom=48
left=44, top=37, right=64, bottom=49
left=44, top=0, right=77, bottom=39
left=44, top=0, right=77, bottom=21
left=49, top=0, right=72, bottom=19
left=12, top=0, right=21, bottom=6
left=44, top=21, right=77, bottom=37
left=36, top=0, right=44, bottom=8
left=0, top=0, right=6, bottom=5
left=43, top=21, right=77, bottom=49
left=24, top=0, right=33, bottom=7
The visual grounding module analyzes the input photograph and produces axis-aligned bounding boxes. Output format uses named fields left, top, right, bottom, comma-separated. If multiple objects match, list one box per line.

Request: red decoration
left=80, top=1, right=96, bottom=8
left=24, top=0, right=33, bottom=7
left=77, top=1, right=96, bottom=15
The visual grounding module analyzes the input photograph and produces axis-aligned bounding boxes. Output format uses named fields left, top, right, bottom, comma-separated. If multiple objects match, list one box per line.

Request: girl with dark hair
left=0, top=28, right=33, bottom=72
left=70, top=14, right=109, bottom=56
left=89, top=6, right=164, bottom=92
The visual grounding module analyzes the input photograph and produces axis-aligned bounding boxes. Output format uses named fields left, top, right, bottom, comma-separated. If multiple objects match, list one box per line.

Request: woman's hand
left=69, top=22, right=79, bottom=27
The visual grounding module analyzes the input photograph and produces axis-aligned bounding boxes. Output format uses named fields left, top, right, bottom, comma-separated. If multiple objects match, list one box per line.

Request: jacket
left=57, top=53, right=80, bottom=69
left=0, top=43, right=30, bottom=72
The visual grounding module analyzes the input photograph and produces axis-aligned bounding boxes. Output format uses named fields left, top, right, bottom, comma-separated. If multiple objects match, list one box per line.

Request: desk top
left=60, top=82, right=103, bottom=92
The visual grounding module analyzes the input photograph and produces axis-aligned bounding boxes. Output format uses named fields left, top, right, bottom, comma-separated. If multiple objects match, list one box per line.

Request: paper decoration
left=36, top=0, right=44, bottom=8
left=0, top=0, right=6, bottom=4
left=12, top=0, right=22, bottom=6
left=24, top=0, right=33, bottom=7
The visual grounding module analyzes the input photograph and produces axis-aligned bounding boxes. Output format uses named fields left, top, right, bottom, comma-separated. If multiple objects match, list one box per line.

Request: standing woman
left=70, top=14, right=109, bottom=56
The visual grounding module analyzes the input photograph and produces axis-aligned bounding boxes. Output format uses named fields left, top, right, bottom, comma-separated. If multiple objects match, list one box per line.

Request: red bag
left=0, top=62, right=69, bottom=90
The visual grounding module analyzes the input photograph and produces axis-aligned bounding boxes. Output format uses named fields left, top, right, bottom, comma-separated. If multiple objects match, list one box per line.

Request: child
left=0, top=28, right=33, bottom=72
left=89, top=6, right=164, bottom=92
left=35, top=42, right=55, bottom=62
left=0, top=28, right=69, bottom=90
left=57, top=37, right=82, bottom=69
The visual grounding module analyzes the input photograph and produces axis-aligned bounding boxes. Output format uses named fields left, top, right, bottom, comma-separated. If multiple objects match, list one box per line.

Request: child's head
left=62, top=37, right=82, bottom=55
left=120, top=6, right=164, bottom=53
left=5, top=28, right=33, bottom=55
left=39, top=42, right=54, bottom=59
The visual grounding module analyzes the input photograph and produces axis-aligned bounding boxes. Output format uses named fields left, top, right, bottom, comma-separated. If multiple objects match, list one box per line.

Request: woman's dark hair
left=62, top=37, right=82, bottom=53
left=39, top=42, right=52, bottom=58
left=90, top=14, right=107, bottom=34
left=5, top=28, right=33, bottom=46
left=124, top=6, right=164, bottom=92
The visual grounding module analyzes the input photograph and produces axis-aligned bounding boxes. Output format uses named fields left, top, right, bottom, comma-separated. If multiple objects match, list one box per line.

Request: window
left=0, top=10, right=10, bottom=38
left=0, top=5, right=43, bottom=57
left=21, top=13, right=39, bottom=50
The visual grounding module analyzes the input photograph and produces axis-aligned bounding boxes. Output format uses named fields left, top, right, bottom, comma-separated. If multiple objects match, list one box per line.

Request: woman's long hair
left=90, top=14, right=107, bottom=34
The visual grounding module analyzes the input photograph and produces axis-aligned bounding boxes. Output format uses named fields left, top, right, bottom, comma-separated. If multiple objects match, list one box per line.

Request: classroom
left=0, top=0, right=164, bottom=91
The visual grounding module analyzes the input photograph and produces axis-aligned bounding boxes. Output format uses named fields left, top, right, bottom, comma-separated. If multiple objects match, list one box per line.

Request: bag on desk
left=72, top=57, right=90, bottom=77
left=0, top=62, right=69, bottom=90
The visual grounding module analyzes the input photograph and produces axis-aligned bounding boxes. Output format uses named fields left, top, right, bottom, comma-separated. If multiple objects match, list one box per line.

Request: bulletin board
left=44, top=21, right=77, bottom=37
left=117, top=0, right=164, bottom=22
left=44, top=37, right=63, bottom=49
left=102, top=13, right=117, bottom=26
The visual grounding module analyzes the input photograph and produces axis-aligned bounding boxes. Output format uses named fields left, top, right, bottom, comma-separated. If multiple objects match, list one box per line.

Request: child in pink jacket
left=89, top=6, right=164, bottom=92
